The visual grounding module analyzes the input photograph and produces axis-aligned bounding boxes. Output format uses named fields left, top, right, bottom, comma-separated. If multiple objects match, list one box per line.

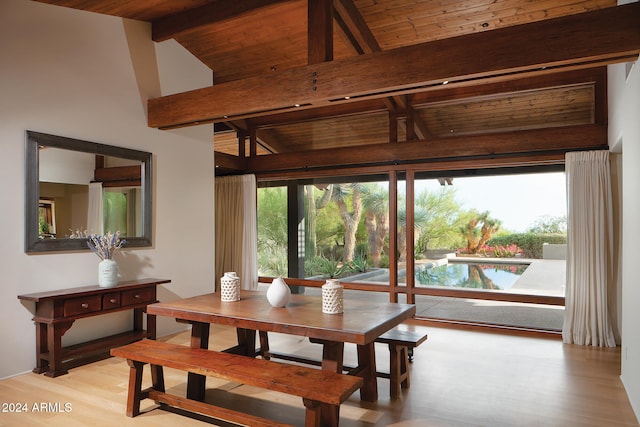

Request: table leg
left=33, top=322, right=48, bottom=374
left=43, top=320, right=74, bottom=377
left=186, top=321, right=210, bottom=401
left=236, top=328, right=257, bottom=356
left=134, top=307, right=156, bottom=339
left=309, top=339, right=344, bottom=427
left=357, top=342, right=378, bottom=401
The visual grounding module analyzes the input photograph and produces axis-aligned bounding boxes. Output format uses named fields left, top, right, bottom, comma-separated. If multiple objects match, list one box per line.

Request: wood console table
left=18, top=278, right=170, bottom=377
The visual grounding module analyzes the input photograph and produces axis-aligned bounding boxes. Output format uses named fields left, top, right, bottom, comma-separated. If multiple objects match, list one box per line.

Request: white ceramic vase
left=220, top=272, right=241, bottom=302
left=322, top=279, right=344, bottom=314
left=98, top=259, right=118, bottom=287
left=267, top=277, right=291, bottom=307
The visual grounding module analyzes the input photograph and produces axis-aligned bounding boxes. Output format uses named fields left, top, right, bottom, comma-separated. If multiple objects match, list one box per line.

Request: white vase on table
left=267, top=277, right=291, bottom=307
left=322, top=279, right=343, bottom=314
left=220, top=272, right=241, bottom=302
left=98, top=259, right=118, bottom=287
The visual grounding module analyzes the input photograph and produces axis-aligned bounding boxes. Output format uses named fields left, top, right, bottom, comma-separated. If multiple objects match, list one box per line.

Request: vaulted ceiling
left=33, top=0, right=640, bottom=176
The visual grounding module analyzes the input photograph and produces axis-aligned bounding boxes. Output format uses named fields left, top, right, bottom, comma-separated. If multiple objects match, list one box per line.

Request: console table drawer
left=64, top=295, right=102, bottom=316
left=121, top=288, right=155, bottom=306
left=102, top=292, right=121, bottom=310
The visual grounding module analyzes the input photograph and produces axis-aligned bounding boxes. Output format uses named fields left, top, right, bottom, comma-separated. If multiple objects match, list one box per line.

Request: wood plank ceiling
left=34, top=0, right=640, bottom=177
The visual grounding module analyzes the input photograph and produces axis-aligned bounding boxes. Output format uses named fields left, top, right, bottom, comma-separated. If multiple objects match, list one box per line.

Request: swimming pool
left=415, top=261, right=529, bottom=290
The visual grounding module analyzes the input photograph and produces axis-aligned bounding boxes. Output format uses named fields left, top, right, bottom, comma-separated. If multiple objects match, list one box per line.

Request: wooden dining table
left=147, top=290, right=415, bottom=424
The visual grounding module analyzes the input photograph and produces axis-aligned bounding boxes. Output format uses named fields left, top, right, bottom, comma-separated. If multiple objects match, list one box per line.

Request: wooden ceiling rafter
left=231, top=67, right=604, bottom=137
left=151, top=0, right=297, bottom=42
left=331, top=1, right=432, bottom=141
left=246, top=124, right=608, bottom=174
left=148, top=2, right=640, bottom=129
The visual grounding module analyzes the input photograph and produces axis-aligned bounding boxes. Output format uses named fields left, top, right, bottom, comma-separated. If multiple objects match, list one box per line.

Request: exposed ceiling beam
left=248, top=96, right=388, bottom=127
left=333, top=0, right=380, bottom=54
left=410, top=67, right=607, bottom=107
left=230, top=68, right=605, bottom=130
left=333, top=0, right=428, bottom=139
left=254, top=128, right=292, bottom=153
left=308, top=0, right=333, bottom=64
left=152, top=0, right=297, bottom=42
left=245, top=124, right=607, bottom=173
left=148, top=3, right=640, bottom=129
left=214, top=151, right=247, bottom=173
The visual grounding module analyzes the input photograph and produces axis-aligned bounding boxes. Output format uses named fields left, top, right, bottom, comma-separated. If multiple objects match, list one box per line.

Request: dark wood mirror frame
left=25, top=131, right=153, bottom=253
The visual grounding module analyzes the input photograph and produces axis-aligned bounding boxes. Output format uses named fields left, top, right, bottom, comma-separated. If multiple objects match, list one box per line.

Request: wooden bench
left=110, top=339, right=362, bottom=427
left=259, top=323, right=428, bottom=400
left=375, top=323, right=429, bottom=399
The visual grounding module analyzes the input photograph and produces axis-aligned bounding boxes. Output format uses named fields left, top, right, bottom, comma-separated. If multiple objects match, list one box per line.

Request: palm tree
left=361, top=184, right=389, bottom=267
left=304, top=184, right=333, bottom=258
left=397, top=205, right=430, bottom=262
left=331, top=183, right=363, bottom=262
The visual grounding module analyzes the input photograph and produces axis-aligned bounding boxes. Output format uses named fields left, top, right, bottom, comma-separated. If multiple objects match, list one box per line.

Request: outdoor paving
left=510, top=259, right=566, bottom=297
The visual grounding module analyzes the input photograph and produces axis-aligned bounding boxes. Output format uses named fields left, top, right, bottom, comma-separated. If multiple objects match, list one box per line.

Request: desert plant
left=317, top=255, right=347, bottom=278
left=349, top=251, right=368, bottom=273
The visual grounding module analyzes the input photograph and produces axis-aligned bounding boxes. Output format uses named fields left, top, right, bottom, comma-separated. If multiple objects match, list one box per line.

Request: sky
left=413, top=172, right=567, bottom=233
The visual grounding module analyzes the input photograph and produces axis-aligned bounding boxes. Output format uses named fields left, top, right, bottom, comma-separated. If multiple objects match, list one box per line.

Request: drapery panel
left=215, top=174, right=258, bottom=290
left=563, top=151, right=616, bottom=347
left=87, top=182, right=103, bottom=235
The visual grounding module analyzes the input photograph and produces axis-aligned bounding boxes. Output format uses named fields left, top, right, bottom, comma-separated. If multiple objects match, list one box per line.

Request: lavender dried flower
left=87, top=231, right=126, bottom=260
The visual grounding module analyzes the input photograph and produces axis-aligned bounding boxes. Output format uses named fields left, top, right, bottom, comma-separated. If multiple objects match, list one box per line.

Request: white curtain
left=215, top=174, right=258, bottom=290
left=563, top=151, right=616, bottom=347
left=87, top=182, right=103, bottom=235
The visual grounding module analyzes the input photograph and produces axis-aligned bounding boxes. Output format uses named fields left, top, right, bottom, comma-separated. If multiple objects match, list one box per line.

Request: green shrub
left=488, top=233, right=566, bottom=259
left=349, top=251, right=368, bottom=273
left=258, top=246, right=288, bottom=277
left=305, top=255, right=347, bottom=278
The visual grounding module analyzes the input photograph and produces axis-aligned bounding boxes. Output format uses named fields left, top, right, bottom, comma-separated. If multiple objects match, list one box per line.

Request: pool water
left=415, top=262, right=529, bottom=290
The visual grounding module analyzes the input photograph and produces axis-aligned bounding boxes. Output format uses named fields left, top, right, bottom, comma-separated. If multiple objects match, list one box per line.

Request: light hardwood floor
left=1, top=325, right=638, bottom=427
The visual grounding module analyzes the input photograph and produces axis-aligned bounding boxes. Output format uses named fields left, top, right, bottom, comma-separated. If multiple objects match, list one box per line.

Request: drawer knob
left=134, top=294, right=141, bottom=299
left=81, top=303, right=89, bottom=309
left=110, top=298, right=117, bottom=304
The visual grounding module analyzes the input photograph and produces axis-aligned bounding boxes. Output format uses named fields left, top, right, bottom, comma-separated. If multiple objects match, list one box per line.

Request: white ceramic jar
left=220, top=272, right=241, bottom=302
left=322, top=279, right=343, bottom=314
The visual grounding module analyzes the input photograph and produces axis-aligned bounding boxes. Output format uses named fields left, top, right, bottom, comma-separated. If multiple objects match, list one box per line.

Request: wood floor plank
left=0, top=325, right=637, bottom=426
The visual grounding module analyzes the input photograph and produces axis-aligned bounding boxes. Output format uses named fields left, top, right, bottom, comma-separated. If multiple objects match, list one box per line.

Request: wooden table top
left=148, top=290, right=416, bottom=346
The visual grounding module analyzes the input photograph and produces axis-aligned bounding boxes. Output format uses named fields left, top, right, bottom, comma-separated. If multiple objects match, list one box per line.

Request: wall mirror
left=25, top=131, right=152, bottom=253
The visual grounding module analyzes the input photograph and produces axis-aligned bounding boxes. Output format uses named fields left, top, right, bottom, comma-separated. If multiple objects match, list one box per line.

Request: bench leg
left=125, top=360, right=145, bottom=417
left=399, top=346, right=410, bottom=390
left=259, top=331, right=271, bottom=360
left=304, top=399, right=339, bottom=427
left=388, top=344, right=411, bottom=399
left=151, top=364, right=165, bottom=392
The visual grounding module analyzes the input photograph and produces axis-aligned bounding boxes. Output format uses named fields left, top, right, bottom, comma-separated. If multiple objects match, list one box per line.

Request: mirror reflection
left=38, top=147, right=143, bottom=239
left=26, top=131, right=152, bottom=253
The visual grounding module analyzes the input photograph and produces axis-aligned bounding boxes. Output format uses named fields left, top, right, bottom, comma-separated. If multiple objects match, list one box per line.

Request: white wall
left=610, top=49, right=640, bottom=418
left=0, top=0, right=215, bottom=378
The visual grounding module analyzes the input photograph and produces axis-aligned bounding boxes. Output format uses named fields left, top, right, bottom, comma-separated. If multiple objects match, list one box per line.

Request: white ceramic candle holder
left=220, top=272, right=241, bottom=302
left=322, top=279, right=344, bottom=314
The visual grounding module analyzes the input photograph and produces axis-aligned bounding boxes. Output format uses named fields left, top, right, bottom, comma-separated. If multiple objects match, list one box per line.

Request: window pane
left=302, top=181, right=390, bottom=283
left=257, top=186, right=288, bottom=276
left=411, top=173, right=566, bottom=295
